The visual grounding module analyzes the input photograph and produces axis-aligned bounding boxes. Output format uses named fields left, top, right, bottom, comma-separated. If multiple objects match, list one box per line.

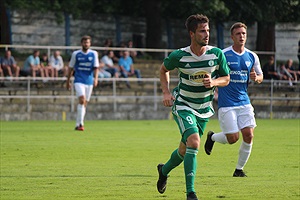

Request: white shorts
left=74, top=83, right=93, bottom=101
left=218, top=104, right=257, bottom=134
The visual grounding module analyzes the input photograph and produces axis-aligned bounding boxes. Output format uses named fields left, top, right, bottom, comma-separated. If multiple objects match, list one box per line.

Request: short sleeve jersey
left=218, top=46, right=262, bottom=108
left=69, top=49, right=99, bottom=85
left=164, top=46, right=230, bottom=119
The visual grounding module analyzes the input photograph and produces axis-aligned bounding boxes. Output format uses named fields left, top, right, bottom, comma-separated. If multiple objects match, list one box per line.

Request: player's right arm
left=160, top=64, right=175, bottom=107
left=67, top=52, right=76, bottom=90
left=66, top=68, right=74, bottom=90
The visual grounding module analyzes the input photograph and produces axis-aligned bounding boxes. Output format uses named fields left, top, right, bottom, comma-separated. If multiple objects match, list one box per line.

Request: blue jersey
left=69, top=49, right=99, bottom=85
left=218, top=46, right=262, bottom=108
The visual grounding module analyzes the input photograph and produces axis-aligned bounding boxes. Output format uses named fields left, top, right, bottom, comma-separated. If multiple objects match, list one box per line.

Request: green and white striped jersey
left=164, top=45, right=230, bottom=119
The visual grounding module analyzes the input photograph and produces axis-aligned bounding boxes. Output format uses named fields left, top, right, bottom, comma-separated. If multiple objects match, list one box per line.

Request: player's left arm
left=93, top=67, right=98, bottom=87
left=93, top=51, right=100, bottom=87
left=250, top=53, right=264, bottom=84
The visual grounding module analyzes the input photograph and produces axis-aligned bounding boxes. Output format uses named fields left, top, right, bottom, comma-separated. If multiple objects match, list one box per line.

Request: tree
left=2, top=0, right=230, bottom=49
left=223, top=0, right=300, bottom=51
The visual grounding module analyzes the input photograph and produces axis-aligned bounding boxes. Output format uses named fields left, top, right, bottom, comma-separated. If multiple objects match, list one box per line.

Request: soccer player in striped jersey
left=67, top=35, right=99, bottom=131
left=204, top=22, right=263, bottom=177
left=157, top=14, right=230, bottom=200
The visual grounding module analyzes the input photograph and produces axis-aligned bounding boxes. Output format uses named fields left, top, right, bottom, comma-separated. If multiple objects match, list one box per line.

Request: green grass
left=0, top=119, right=299, bottom=200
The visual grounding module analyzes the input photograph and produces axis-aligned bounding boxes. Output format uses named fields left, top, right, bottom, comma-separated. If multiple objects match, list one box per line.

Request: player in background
left=204, top=22, right=263, bottom=177
left=67, top=35, right=99, bottom=131
left=157, top=14, right=230, bottom=200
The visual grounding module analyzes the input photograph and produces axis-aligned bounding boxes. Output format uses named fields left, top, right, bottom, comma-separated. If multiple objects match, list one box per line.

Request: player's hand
left=250, top=67, right=257, bottom=82
left=94, top=79, right=98, bottom=87
left=203, top=74, right=214, bottom=88
left=162, top=92, right=175, bottom=107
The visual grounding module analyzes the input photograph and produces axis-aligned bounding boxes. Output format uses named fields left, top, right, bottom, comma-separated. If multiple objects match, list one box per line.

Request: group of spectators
left=99, top=39, right=142, bottom=88
left=262, top=56, right=300, bottom=86
left=0, top=49, right=68, bottom=81
left=0, top=40, right=142, bottom=88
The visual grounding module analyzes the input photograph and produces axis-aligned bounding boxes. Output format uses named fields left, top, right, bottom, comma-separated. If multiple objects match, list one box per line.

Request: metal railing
left=0, top=77, right=299, bottom=118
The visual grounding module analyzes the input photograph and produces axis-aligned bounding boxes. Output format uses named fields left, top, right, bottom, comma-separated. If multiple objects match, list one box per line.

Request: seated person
left=22, top=50, right=45, bottom=78
left=101, top=50, right=119, bottom=78
left=40, top=53, right=55, bottom=78
left=1, top=50, right=20, bottom=78
left=285, top=59, right=299, bottom=82
left=118, top=50, right=142, bottom=88
left=49, top=50, right=69, bottom=77
left=278, top=63, right=294, bottom=86
left=98, top=61, right=112, bottom=79
left=262, top=56, right=280, bottom=80
left=0, top=62, right=5, bottom=87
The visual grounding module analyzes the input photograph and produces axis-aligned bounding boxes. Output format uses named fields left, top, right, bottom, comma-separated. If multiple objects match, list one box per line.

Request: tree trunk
left=0, top=1, right=10, bottom=45
left=256, top=21, right=275, bottom=52
left=144, top=0, right=162, bottom=49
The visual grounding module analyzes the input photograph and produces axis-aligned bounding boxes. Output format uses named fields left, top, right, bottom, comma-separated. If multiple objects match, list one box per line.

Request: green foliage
left=0, top=119, right=299, bottom=199
left=4, top=0, right=298, bottom=23
left=223, top=0, right=300, bottom=23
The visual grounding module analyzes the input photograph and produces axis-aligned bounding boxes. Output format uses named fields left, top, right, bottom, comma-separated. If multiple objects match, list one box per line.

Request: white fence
left=0, top=77, right=299, bottom=119
left=0, top=45, right=299, bottom=119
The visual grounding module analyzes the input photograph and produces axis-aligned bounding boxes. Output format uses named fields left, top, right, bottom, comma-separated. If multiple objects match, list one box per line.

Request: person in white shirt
left=50, top=50, right=68, bottom=77
left=101, top=50, right=119, bottom=78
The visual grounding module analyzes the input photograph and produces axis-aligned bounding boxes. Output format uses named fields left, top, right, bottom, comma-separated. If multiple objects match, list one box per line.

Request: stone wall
left=8, top=10, right=300, bottom=63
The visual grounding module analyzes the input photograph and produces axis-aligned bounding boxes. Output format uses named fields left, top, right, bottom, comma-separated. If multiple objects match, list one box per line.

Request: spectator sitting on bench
left=101, top=50, right=119, bottom=78
left=278, top=62, right=294, bottom=86
left=98, top=61, right=112, bottom=80
left=40, top=53, right=55, bottom=79
left=285, top=59, right=299, bottom=82
left=50, top=50, right=69, bottom=77
left=1, top=50, right=20, bottom=78
left=0, top=61, right=5, bottom=87
left=22, top=50, right=45, bottom=79
left=262, top=56, right=280, bottom=80
left=118, top=50, right=142, bottom=88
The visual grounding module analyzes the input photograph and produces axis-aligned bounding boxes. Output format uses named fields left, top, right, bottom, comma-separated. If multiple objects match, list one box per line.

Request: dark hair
left=185, top=14, right=209, bottom=33
left=81, top=35, right=91, bottom=43
left=230, top=22, right=247, bottom=35
left=106, top=50, right=114, bottom=55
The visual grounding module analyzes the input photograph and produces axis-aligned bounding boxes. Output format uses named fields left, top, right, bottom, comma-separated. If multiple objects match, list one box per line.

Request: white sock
left=212, top=132, right=228, bottom=144
left=236, top=141, right=252, bottom=170
left=81, top=106, right=86, bottom=125
left=76, top=104, right=84, bottom=126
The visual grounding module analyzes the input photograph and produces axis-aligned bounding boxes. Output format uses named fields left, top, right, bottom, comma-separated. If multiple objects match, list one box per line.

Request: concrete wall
left=275, top=23, right=300, bottom=62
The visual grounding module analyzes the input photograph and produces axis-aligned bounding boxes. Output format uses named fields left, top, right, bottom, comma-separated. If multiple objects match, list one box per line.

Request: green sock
left=162, top=148, right=184, bottom=176
left=184, top=147, right=198, bottom=194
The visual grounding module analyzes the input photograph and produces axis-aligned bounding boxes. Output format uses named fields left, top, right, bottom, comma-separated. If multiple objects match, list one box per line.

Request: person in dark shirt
left=262, top=56, right=280, bottom=80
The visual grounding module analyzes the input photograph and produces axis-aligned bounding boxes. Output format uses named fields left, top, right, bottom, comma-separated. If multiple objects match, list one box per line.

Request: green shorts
left=173, top=109, right=209, bottom=144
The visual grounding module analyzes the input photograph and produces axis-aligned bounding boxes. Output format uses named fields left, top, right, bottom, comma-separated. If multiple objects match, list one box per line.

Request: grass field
left=0, top=119, right=299, bottom=200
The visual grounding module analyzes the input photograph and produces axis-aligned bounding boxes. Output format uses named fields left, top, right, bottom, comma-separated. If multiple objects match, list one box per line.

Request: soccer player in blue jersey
left=204, top=22, right=263, bottom=177
left=67, top=35, right=99, bottom=131
left=157, top=14, right=230, bottom=200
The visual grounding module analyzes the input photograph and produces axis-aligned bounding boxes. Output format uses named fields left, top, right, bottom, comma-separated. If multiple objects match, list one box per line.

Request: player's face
left=82, top=39, right=91, bottom=51
left=231, top=27, right=247, bottom=46
left=191, top=23, right=210, bottom=47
